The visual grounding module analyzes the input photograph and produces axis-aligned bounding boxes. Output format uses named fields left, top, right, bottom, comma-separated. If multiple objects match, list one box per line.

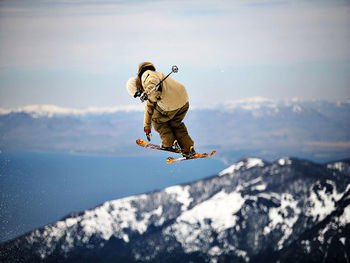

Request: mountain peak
left=219, top=157, right=265, bottom=176
left=277, top=157, right=292, bottom=166
left=0, top=104, right=144, bottom=118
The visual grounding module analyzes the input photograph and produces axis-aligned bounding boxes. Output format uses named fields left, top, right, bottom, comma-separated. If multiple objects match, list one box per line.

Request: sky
left=0, top=0, right=350, bottom=109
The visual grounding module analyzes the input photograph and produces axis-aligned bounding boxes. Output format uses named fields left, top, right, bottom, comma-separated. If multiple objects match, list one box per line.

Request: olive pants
left=152, top=102, right=194, bottom=153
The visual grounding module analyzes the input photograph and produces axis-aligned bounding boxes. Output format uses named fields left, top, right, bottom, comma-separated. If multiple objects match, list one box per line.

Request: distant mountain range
left=1, top=98, right=350, bottom=162
left=1, top=157, right=349, bottom=262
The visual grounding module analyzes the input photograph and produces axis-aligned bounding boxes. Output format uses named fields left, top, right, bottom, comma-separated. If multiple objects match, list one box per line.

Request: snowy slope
left=1, top=157, right=350, bottom=263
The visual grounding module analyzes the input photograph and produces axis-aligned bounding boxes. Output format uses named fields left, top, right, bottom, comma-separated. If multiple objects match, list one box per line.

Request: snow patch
left=327, top=162, right=347, bottom=172
left=306, top=181, right=343, bottom=222
left=263, top=193, right=300, bottom=250
left=219, top=163, right=243, bottom=176
left=165, top=185, right=193, bottom=211
left=28, top=217, right=79, bottom=258
left=223, top=97, right=274, bottom=109
left=340, top=237, right=346, bottom=246
left=257, top=192, right=280, bottom=200
left=318, top=224, right=330, bottom=244
left=122, top=234, right=129, bottom=243
left=301, top=240, right=311, bottom=254
left=177, top=190, right=244, bottom=231
left=242, top=176, right=262, bottom=188
left=208, top=246, right=221, bottom=256
left=219, top=158, right=264, bottom=176
left=278, top=158, right=292, bottom=166
left=251, top=184, right=266, bottom=191
left=245, top=158, right=264, bottom=169
left=339, top=205, right=350, bottom=227
left=339, top=237, right=346, bottom=246
left=168, top=190, right=245, bottom=253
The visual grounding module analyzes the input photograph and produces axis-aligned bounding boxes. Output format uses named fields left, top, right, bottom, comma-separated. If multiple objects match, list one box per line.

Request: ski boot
left=160, top=140, right=181, bottom=153
left=183, top=146, right=196, bottom=158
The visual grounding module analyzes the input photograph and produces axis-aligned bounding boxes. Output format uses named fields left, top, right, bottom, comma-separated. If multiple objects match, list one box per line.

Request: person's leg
left=151, top=109, right=176, bottom=147
left=168, top=102, right=194, bottom=153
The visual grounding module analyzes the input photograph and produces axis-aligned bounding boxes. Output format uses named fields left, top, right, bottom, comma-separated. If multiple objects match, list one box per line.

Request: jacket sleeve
left=144, top=100, right=155, bottom=131
left=143, top=71, right=160, bottom=92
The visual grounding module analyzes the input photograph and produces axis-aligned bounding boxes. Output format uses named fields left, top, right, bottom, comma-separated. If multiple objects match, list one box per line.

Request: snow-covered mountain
left=1, top=157, right=349, bottom=263
left=1, top=99, right=350, bottom=162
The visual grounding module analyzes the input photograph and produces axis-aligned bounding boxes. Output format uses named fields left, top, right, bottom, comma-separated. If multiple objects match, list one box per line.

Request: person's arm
left=142, top=71, right=163, bottom=101
left=144, top=100, right=155, bottom=132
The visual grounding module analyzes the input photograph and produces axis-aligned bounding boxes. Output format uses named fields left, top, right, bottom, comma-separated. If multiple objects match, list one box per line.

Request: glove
left=144, top=129, right=152, bottom=142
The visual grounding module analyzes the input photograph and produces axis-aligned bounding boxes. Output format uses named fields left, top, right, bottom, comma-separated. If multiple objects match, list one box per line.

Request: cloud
left=305, top=141, right=350, bottom=150
left=1, top=0, right=349, bottom=72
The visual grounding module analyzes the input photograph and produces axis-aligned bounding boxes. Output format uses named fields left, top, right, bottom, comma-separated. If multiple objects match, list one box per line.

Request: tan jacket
left=142, top=70, right=189, bottom=130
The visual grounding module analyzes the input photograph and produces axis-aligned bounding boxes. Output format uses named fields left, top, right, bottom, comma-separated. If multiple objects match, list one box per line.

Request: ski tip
left=166, top=157, right=175, bottom=164
left=136, top=139, right=146, bottom=145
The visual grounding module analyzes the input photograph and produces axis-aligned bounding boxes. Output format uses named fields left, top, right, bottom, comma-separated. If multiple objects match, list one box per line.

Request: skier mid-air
left=126, top=62, right=215, bottom=163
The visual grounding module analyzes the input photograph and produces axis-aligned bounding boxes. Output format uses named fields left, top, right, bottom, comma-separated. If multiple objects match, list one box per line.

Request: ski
left=166, top=151, right=217, bottom=164
left=136, top=139, right=182, bottom=154
left=136, top=139, right=216, bottom=163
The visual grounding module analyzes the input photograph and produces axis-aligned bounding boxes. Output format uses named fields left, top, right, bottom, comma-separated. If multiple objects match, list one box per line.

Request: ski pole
left=140, top=65, right=178, bottom=102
